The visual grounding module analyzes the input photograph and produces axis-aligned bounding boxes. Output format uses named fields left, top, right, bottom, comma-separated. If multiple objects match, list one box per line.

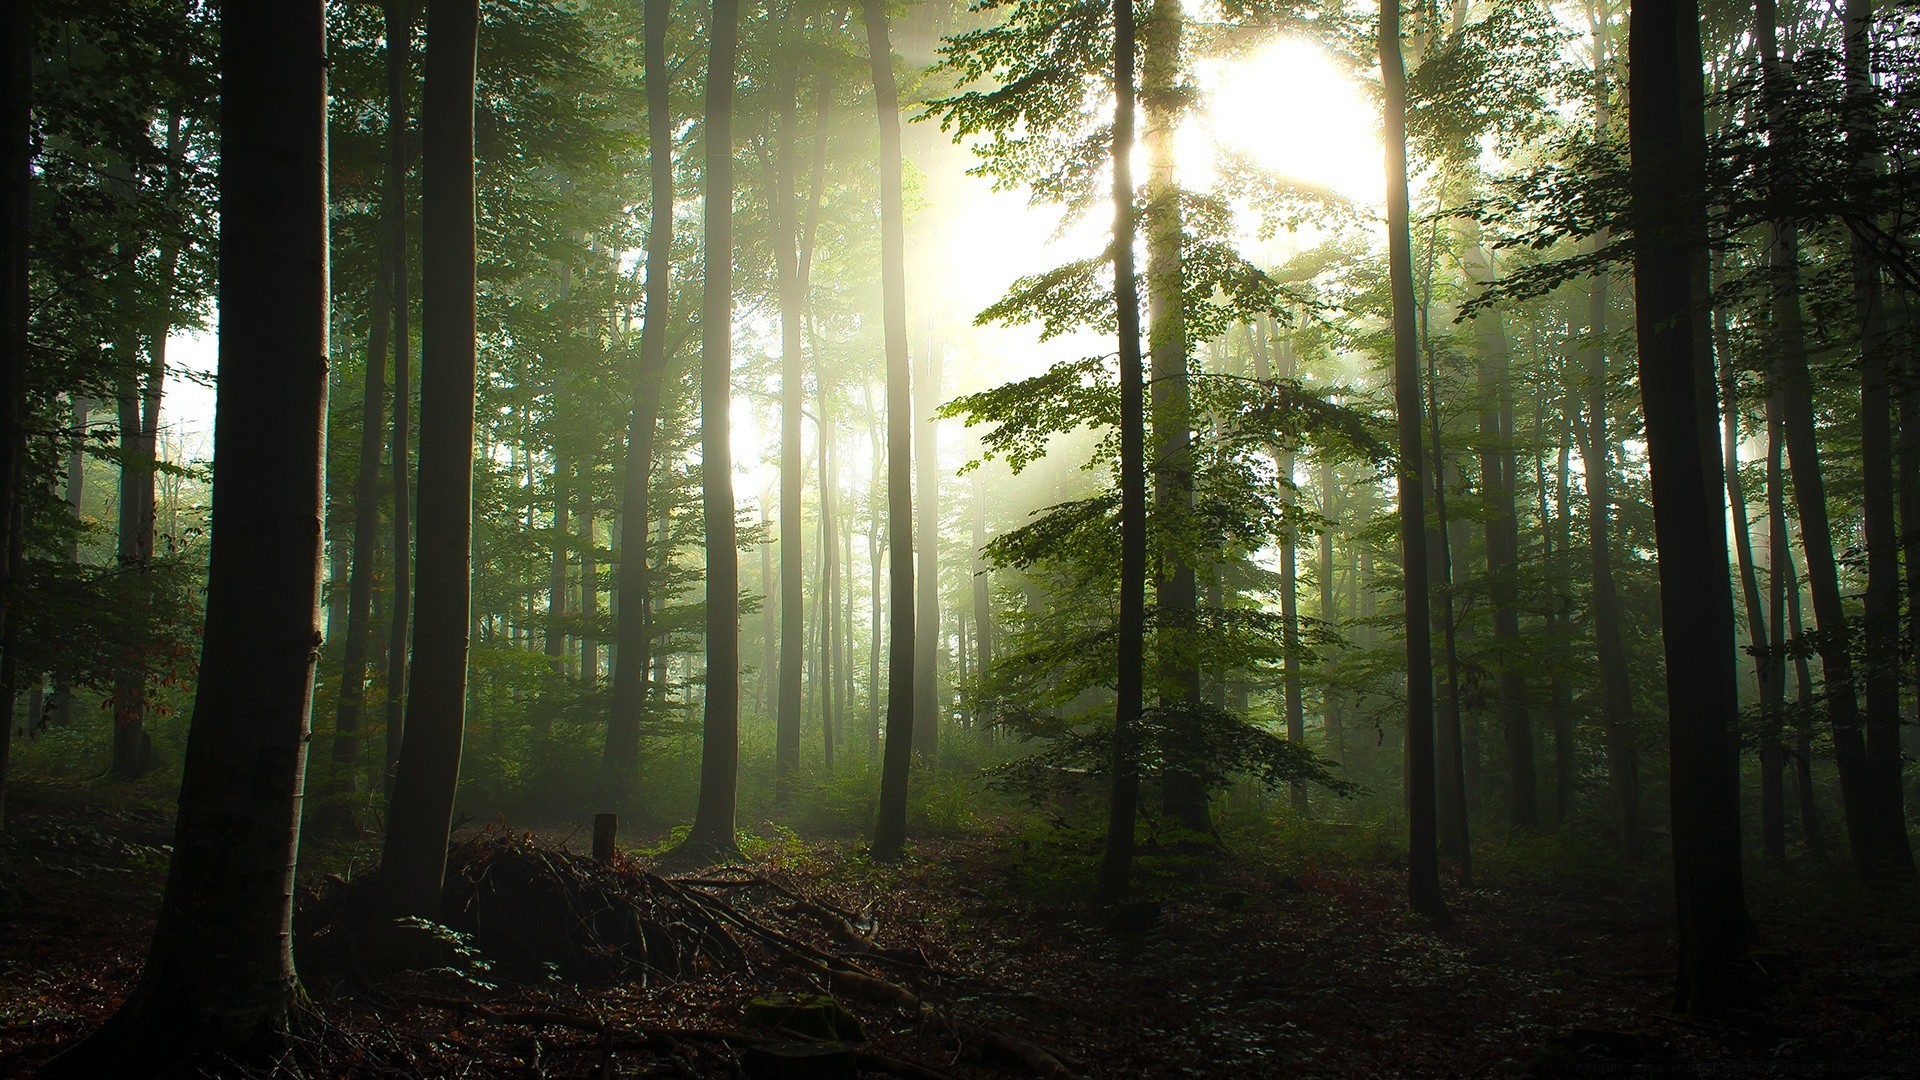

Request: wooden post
left=592, top=812, right=617, bottom=861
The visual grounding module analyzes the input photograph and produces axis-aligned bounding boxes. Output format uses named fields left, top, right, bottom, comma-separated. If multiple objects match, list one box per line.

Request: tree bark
left=380, top=0, right=479, bottom=920
left=48, top=3, right=327, bottom=1063
left=0, top=0, right=26, bottom=828
left=913, top=338, right=941, bottom=760
left=868, top=0, right=917, bottom=861
left=1627, top=0, right=1749, bottom=1010
left=683, top=0, right=743, bottom=856
left=771, top=51, right=805, bottom=793
left=1841, top=0, right=1914, bottom=881
left=606, top=0, right=673, bottom=783
left=1382, top=0, right=1446, bottom=919
left=1095, top=0, right=1146, bottom=902
left=384, top=0, right=415, bottom=795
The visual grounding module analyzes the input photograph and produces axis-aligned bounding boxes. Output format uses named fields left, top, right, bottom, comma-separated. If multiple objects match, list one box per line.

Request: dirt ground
left=3, top=779, right=1918, bottom=1078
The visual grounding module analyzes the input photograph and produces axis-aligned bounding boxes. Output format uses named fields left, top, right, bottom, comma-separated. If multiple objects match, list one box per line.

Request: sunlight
left=1196, top=38, right=1384, bottom=207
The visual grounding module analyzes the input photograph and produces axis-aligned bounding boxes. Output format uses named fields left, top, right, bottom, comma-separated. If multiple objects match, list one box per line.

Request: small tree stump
left=741, top=993, right=865, bottom=1043
left=592, top=813, right=617, bottom=861
left=743, top=1041, right=857, bottom=1080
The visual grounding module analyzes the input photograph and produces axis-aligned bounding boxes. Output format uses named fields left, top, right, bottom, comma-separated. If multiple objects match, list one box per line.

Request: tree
left=1626, top=0, right=1748, bottom=1012
left=0, top=0, right=25, bottom=831
left=681, top=0, right=743, bottom=857
left=606, top=0, right=673, bottom=784
left=385, top=0, right=416, bottom=793
left=869, top=0, right=917, bottom=862
left=1094, top=0, right=1147, bottom=904
left=46, top=0, right=328, bottom=1065
left=1382, top=0, right=1447, bottom=920
left=380, top=0, right=480, bottom=921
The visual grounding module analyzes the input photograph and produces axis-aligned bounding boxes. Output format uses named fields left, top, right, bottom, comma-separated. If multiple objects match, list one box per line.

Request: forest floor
left=3, top=778, right=1919, bottom=1078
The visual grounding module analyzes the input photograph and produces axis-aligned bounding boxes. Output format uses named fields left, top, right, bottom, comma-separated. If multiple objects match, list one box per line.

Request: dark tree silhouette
left=46, top=0, right=329, bottom=1066
left=606, top=0, right=673, bottom=783
left=1381, top=0, right=1446, bottom=920
left=1627, top=0, right=1750, bottom=1012
left=868, top=0, right=917, bottom=862
left=381, top=0, right=480, bottom=920
left=682, top=0, right=743, bottom=857
left=1094, top=0, right=1147, bottom=904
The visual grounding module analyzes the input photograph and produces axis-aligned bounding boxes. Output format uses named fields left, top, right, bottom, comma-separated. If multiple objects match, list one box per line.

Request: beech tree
left=46, top=0, right=329, bottom=1065
left=380, top=0, right=481, bottom=919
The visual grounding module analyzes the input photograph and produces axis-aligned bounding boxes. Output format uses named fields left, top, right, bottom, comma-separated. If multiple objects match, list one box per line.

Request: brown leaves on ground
left=2, top=784, right=1917, bottom=1078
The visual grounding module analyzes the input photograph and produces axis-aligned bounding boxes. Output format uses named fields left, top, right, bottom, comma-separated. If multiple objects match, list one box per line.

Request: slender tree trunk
left=1142, top=0, right=1206, bottom=834
left=1382, top=0, right=1446, bottom=919
left=1762, top=384, right=1788, bottom=858
left=332, top=243, right=392, bottom=790
left=868, top=0, right=918, bottom=861
left=683, top=0, right=742, bottom=855
left=913, top=338, right=941, bottom=760
left=1319, top=460, right=1342, bottom=764
left=1842, top=0, right=1914, bottom=881
left=380, top=0, right=479, bottom=920
left=1095, top=0, right=1146, bottom=902
left=1781, top=528, right=1824, bottom=857
left=544, top=455, right=569, bottom=681
left=384, top=0, right=415, bottom=795
left=866, top=379, right=883, bottom=755
left=1545, top=389, right=1576, bottom=826
left=1423, top=301, right=1471, bottom=874
left=1628, top=0, right=1750, bottom=1010
left=48, top=3, right=327, bottom=1061
left=579, top=468, right=597, bottom=684
left=1582, top=7, right=1641, bottom=852
left=971, top=470, right=992, bottom=686
left=819, top=401, right=837, bottom=770
left=606, top=0, right=672, bottom=783
left=771, top=55, right=806, bottom=795
left=0, top=0, right=25, bottom=827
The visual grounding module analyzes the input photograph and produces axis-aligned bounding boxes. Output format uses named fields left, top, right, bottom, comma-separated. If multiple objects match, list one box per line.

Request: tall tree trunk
left=1627, top=0, right=1749, bottom=1011
left=1423, top=296, right=1471, bottom=874
left=384, top=0, right=415, bottom=795
left=1582, top=6, right=1641, bottom=852
left=913, top=338, right=941, bottom=760
left=1781, top=525, right=1824, bottom=857
left=1142, top=0, right=1206, bottom=834
left=544, top=455, right=569, bottom=679
left=819, top=400, right=837, bottom=769
left=684, top=0, right=742, bottom=855
left=1762, top=383, right=1788, bottom=858
left=1763, top=0, right=1890, bottom=883
left=1382, top=0, right=1446, bottom=919
left=0, top=0, right=25, bottom=828
left=1095, top=0, right=1146, bottom=902
left=380, top=0, right=479, bottom=920
left=606, top=0, right=672, bottom=782
left=1841, top=0, right=1914, bottom=881
left=771, top=55, right=805, bottom=795
left=579, top=468, right=597, bottom=684
left=330, top=238, right=392, bottom=790
left=48, top=2, right=327, bottom=1061
left=1543, top=390, right=1576, bottom=826
left=1319, top=460, right=1343, bottom=764
left=971, top=470, right=992, bottom=688
left=868, top=0, right=917, bottom=861
left=866, top=379, right=883, bottom=755
left=1469, top=251, right=1535, bottom=828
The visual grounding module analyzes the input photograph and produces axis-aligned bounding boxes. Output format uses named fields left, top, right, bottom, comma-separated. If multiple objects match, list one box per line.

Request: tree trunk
left=48, top=3, right=327, bottom=1063
left=1423, top=297, right=1471, bottom=875
left=0, top=0, right=25, bottom=827
left=1141, top=0, right=1206, bottom=835
left=579, top=466, right=597, bottom=684
left=331, top=235, right=393, bottom=788
left=913, top=338, right=941, bottom=761
left=1762, top=384, right=1788, bottom=858
left=683, top=0, right=742, bottom=856
left=1841, top=0, right=1914, bottom=881
left=971, top=470, right=992, bottom=687
left=1318, top=460, right=1342, bottom=764
left=1095, top=0, right=1146, bottom=902
left=1627, top=0, right=1749, bottom=1010
left=1382, top=0, right=1446, bottom=920
left=868, top=0, right=917, bottom=861
left=1581, top=7, right=1641, bottom=853
left=384, top=0, right=415, bottom=795
left=606, top=0, right=672, bottom=783
left=771, top=54, right=805, bottom=795
left=380, top=0, right=479, bottom=920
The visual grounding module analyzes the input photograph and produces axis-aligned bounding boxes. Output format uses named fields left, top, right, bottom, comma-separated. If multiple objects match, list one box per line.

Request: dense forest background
left=0, top=0, right=1918, bottom=1073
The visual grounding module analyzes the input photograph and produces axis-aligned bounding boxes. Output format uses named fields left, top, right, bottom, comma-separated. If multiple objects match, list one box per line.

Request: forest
left=0, top=0, right=1917, bottom=1074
